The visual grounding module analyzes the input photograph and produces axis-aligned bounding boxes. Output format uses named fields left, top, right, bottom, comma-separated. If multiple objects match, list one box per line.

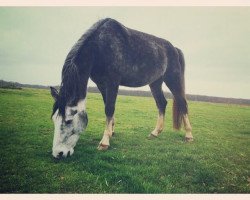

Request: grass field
left=0, top=88, right=249, bottom=193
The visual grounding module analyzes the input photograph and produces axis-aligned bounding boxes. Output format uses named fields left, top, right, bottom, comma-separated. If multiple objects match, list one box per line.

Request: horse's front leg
left=98, top=84, right=119, bottom=150
left=98, top=116, right=114, bottom=150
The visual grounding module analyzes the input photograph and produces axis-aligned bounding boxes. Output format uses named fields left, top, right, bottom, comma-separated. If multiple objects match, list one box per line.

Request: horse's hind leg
left=183, top=114, right=193, bottom=142
left=148, top=78, right=167, bottom=139
left=97, top=83, right=119, bottom=150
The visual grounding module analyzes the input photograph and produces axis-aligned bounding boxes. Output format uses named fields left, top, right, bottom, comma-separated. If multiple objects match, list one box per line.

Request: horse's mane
left=52, top=18, right=111, bottom=117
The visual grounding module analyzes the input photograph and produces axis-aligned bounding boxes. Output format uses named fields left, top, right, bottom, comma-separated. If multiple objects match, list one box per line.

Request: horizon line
left=1, top=79, right=250, bottom=101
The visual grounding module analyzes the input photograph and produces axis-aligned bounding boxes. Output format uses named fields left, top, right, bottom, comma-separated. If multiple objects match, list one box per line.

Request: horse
left=50, top=18, right=193, bottom=159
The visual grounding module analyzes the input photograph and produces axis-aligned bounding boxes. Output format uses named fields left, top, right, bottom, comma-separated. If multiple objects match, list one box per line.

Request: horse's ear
left=50, top=87, right=59, bottom=101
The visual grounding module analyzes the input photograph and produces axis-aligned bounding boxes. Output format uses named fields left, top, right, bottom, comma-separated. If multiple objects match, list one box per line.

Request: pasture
left=0, top=88, right=249, bottom=193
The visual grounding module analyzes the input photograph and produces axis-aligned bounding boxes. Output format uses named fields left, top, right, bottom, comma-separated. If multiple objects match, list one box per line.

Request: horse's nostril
left=67, top=151, right=70, bottom=157
left=58, top=151, right=63, bottom=157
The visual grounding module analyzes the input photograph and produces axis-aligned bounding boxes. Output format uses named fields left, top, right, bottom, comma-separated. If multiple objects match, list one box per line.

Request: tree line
left=1, top=80, right=249, bottom=105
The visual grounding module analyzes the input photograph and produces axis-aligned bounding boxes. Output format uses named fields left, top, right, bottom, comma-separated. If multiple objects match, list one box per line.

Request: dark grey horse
left=50, top=18, right=193, bottom=159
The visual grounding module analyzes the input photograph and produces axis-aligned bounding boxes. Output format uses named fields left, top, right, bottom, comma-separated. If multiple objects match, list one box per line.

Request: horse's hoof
left=185, top=137, right=194, bottom=142
left=97, top=143, right=109, bottom=151
left=148, top=133, right=158, bottom=140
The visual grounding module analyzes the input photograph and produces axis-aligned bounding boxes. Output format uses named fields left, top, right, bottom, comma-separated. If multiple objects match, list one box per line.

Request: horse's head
left=50, top=87, right=88, bottom=159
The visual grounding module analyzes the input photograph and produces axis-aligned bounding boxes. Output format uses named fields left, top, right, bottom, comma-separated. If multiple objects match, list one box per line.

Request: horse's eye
left=71, top=110, right=77, bottom=116
left=65, top=120, right=73, bottom=125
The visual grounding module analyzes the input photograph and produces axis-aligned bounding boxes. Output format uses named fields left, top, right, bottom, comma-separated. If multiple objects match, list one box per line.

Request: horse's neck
left=77, top=67, right=91, bottom=100
left=78, top=78, right=88, bottom=100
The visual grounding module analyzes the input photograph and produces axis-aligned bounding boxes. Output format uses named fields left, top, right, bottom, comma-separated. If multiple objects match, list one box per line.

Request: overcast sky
left=1, top=7, right=250, bottom=98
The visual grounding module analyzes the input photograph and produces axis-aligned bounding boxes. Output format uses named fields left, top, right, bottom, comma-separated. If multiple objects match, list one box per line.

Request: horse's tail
left=176, top=48, right=185, bottom=76
left=172, top=48, right=188, bottom=130
left=164, top=47, right=188, bottom=130
left=172, top=94, right=188, bottom=130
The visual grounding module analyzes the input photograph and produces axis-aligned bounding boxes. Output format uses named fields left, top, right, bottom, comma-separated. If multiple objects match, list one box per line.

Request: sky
left=0, top=7, right=250, bottom=99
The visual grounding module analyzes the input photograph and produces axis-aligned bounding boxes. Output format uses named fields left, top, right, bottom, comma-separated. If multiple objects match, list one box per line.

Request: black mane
left=52, top=18, right=111, bottom=117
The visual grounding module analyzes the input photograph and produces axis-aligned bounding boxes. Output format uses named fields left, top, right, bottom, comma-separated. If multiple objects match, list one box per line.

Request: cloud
left=0, top=7, right=250, bottom=98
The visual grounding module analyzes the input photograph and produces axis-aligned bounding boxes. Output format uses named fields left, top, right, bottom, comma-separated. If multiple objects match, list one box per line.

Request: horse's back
left=90, top=18, right=177, bottom=87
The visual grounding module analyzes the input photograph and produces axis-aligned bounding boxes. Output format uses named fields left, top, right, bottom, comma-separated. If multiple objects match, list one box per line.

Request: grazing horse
left=50, top=18, right=193, bottom=159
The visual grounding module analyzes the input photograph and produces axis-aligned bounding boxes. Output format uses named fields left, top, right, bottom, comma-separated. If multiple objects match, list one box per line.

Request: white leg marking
left=99, top=131, right=110, bottom=146
left=98, top=117, right=113, bottom=150
left=183, top=114, right=193, bottom=141
left=151, top=114, right=164, bottom=137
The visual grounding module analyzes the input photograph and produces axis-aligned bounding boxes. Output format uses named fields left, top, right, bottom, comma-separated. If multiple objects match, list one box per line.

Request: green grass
left=0, top=88, right=249, bottom=193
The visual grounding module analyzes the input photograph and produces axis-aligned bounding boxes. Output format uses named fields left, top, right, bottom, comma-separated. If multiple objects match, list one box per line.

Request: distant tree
left=0, top=80, right=22, bottom=89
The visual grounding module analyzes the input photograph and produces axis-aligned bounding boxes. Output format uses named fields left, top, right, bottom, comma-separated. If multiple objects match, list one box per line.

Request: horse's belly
left=120, top=79, right=149, bottom=87
left=119, top=64, right=166, bottom=87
